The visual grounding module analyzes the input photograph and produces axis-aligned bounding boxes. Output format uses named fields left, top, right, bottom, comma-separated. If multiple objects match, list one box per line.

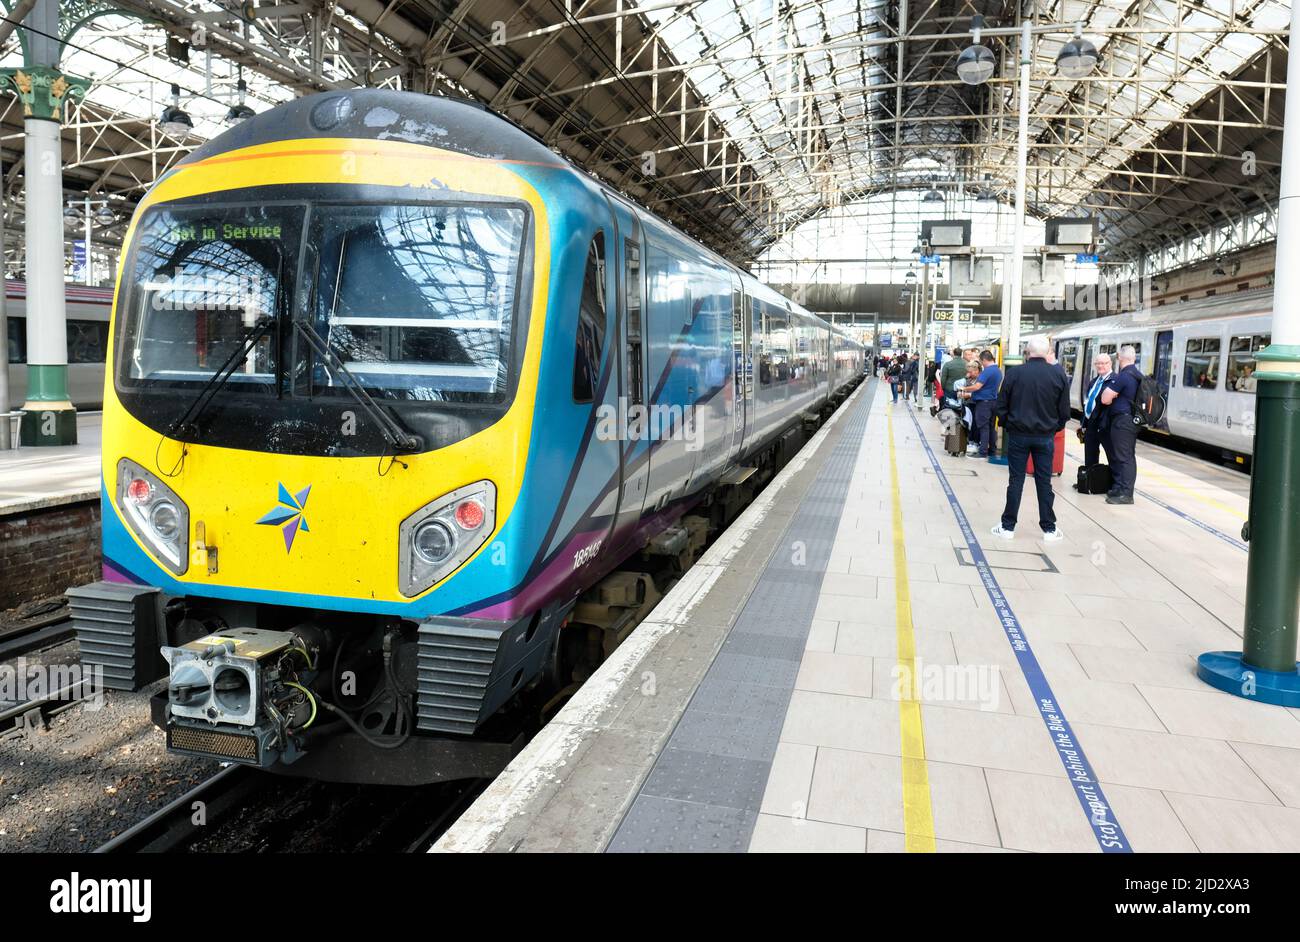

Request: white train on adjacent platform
left=5, top=281, right=113, bottom=410
left=1051, top=289, right=1271, bottom=458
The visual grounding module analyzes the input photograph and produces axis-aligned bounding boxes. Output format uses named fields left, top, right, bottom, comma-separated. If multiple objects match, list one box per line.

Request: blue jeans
left=1001, top=434, right=1057, bottom=533
left=891, top=380, right=900, bottom=402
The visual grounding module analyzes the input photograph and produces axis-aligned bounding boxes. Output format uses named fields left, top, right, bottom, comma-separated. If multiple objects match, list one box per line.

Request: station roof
left=7, top=0, right=1292, bottom=269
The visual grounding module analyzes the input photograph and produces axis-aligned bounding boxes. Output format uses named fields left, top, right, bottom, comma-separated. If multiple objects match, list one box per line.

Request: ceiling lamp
left=226, top=75, right=255, bottom=124
left=1056, top=25, right=1099, bottom=80
left=63, top=203, right=82, bottom=223
left=159, top=84, right=193, bottom=139
left=922, top=183, right=945, bottom=203
left=956, top=15, right=997, bottom=86
left=94, top=203, right=116, bottom=226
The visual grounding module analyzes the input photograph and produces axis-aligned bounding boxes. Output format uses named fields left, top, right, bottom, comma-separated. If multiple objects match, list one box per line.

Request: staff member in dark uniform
left=1100, top=345, right=1140, bottom=504
left=990, top=337, right=1071, bottom=541
left=1080, top=352, right=1115, bottom=469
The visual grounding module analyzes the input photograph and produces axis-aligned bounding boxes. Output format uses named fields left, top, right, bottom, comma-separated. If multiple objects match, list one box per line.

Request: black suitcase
left=1075, top=464, right=1112, bottom=494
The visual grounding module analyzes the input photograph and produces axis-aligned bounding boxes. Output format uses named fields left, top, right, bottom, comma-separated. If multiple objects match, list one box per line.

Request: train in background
left=77, top=89, right=864, bottom=785
left=5, top=281, right=113, bottom=410
left=1051, top=289, right=1270, bottom=460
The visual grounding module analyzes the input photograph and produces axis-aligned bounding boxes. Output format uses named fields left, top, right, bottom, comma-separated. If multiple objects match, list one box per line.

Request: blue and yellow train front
left=87, top=92, right=578, bottom=782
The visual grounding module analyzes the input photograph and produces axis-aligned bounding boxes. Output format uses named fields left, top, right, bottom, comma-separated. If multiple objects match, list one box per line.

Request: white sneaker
left=966, top=445, right=980, bottom=456
left=1042, top=529, right=1064, bottom=543
left=990, top=525, right=1015, bottom=540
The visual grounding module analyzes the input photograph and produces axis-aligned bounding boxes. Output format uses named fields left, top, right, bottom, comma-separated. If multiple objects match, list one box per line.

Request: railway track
left=92, top=763, right=490, bottom=853
left=0, top=680, right=93, bottom=736
left=94, top=765, right=264, bottom=853
left=0, top=605, right=74, bottom=663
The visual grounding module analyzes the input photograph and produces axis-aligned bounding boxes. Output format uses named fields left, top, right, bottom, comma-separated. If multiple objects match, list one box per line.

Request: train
left=1051, top=289, right=1269, bottom=459
left=5, top=281, right=113, bottom=409
left=75, top=89, right=864, bottom=785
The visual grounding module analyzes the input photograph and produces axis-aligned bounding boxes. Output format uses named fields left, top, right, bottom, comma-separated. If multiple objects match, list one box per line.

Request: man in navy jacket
left=990, top=337, right=1071, bottom=541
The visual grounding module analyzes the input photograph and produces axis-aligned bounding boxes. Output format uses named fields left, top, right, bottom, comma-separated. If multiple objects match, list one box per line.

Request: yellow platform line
left=1141, top=467, right=1247, bottom=521
left=886, top=404, right=937, bottom=852
left=1064, top=430, right=1246, bottom=521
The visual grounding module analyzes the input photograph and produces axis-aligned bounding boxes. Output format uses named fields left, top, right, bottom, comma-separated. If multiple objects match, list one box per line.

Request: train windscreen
left=305, top=202, right=527, bottom=403
left=117, top=204, right=303, bottom=395
left=117, top=200, right=528, bottom=406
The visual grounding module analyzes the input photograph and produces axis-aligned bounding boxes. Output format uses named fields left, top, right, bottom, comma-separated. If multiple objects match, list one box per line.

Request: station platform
left=0, top=412, right=101, bottom=515
left=435, top=380, right=1300, bottom=853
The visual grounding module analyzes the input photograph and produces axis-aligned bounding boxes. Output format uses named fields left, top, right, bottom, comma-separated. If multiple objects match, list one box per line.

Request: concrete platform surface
left=0, top=412, right=101, bottom=514
left=435, top=380, right=1299, bottom=853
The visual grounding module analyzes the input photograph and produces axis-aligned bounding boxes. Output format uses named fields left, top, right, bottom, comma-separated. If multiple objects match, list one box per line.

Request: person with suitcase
left=1075, top=352, right=1116, bottom=495
left=989, top=337, right=1071, bottom=542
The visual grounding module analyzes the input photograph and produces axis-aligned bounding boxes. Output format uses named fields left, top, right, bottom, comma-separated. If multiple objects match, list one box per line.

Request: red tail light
left=453, top=499, right=485, bottom=530
left=126, top=478, right=152, bottom=503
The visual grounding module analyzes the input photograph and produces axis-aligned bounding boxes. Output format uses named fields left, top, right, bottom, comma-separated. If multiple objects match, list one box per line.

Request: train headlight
left=149, top=500, right=182, bottom=542
left=414, top=520, right=455, bottom=564
left=116, top=458, right=190, bottom=575
left=398, top=481, right=496, bottom=597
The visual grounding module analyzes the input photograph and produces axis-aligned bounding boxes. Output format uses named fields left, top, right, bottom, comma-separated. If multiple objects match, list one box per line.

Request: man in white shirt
left=1080, top=353, right=1116, bottom=468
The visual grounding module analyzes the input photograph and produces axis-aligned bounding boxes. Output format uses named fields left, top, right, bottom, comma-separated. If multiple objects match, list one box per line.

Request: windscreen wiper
left=291, top=320, right=423, bottom=454
left=166, top=316, right=275, bottom=440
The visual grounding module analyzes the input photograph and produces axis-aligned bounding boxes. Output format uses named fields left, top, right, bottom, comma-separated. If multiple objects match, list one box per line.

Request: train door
left=603, top=194, right=651, bottom=542
left=1152, top=330, right=1173, bottom=431
left=730, top=275, right=749, bottom=458
left=1080, top=339, right=1095, bottom=409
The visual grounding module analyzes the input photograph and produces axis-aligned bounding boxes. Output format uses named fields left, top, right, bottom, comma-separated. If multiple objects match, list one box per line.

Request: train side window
left=1182, top=337, right=1220, bottom=389
left=6, top=315, right=24, bottom=364
left=572, top=232, right=607, bottom=403
left=624, top=238, right=642, bottom=407
left=1227, top=333, right=1268, bottom=393
left=767, top=306, right=790, bottom=384
left=68, top=320, right=109, bottom=364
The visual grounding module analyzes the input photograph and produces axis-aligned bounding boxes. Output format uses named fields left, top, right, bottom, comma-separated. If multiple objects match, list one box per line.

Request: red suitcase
left=1024, top=429, right=1067, bottom=476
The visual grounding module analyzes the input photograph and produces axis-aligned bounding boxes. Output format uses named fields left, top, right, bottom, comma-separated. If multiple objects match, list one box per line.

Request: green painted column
left=1197, top=0, right=1300, bottom=705
left=1242, top=350, right=1300, bottom=672
left=0, top=66, right=89, bottom=446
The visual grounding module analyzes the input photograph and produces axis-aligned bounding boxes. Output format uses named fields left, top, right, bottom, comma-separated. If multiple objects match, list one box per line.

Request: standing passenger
left=1100, top=345, right=1141, bottom=504
left=887, top=356, right=904, bottom=402
left=960, top=350, right=1002, bottom=458
left=990, top=337, right=1070, bottom=541
left=1079, top=353, right=1115, bottom=472
left=939, top=346, right=965, bottom=397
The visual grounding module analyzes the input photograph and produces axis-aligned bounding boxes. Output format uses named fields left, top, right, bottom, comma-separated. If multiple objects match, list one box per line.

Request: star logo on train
left=256, top=483, right=312, bottom=552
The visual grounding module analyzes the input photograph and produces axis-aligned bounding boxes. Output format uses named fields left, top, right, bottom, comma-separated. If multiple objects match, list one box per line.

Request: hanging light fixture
left=922, top=179, right=945, bottom=203
left=63, top=202, right=83, bottom=224
left=159, top=83, right=193, bottom=139
left=956, top=15, right=997, bottom=86
left=225, top=73, right=255, bottom=124
left=94, top=203, right=116, bottom=226
left=1056, top=25, right=1099, bottom=79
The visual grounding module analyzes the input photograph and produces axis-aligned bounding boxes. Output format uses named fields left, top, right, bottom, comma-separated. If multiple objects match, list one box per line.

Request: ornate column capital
left=0, top=66, right=89, bottom=122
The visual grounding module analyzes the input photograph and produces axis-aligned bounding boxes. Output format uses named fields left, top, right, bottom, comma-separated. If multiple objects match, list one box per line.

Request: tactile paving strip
left=606, top=386, right=874, bottom=852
